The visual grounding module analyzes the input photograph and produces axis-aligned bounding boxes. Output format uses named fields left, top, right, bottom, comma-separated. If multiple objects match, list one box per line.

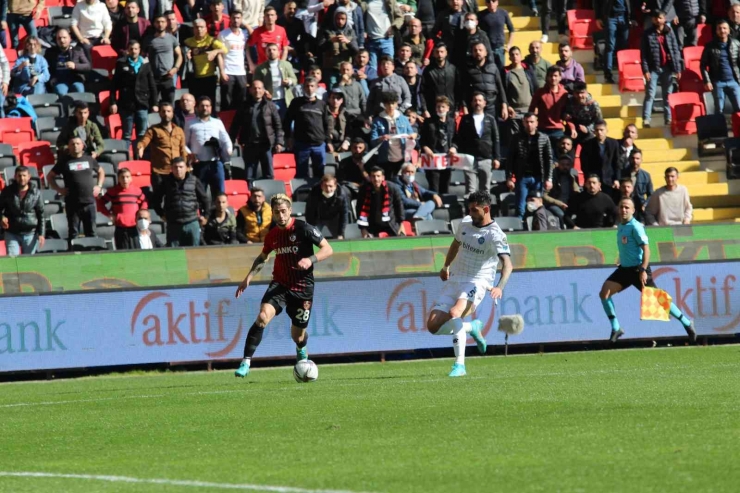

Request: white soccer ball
left=293, top=360, right=319, bottom=383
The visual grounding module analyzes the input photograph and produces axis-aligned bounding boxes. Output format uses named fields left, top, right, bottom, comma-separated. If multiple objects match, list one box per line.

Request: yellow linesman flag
left=640, top=287, right=672, bottom=321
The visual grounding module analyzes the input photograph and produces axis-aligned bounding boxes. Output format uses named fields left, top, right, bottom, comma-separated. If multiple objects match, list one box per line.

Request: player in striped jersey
left=426, top=191, right=514, bottom=377
left=234, top=194, right=334, bottom=378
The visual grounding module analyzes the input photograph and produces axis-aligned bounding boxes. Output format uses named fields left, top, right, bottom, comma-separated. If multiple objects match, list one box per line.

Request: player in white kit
left=426, top=191, right=514, bottom=377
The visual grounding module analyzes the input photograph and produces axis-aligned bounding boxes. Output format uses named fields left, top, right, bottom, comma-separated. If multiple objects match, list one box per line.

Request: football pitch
left=1, top=346, right=739, bottom=493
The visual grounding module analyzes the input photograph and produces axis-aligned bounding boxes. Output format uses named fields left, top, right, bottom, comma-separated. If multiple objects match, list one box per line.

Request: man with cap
left=326, top=87, right=350, bottom=157
left=525, top=190, right=560, bottom=230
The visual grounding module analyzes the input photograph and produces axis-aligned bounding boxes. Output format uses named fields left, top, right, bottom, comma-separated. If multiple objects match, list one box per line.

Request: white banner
left=419, top=153, right=474, bottom=170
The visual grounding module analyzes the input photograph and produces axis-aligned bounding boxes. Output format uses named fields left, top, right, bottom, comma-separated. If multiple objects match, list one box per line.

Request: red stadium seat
left=567, top=10, right=596, bottom=49
left=173, top=3, right=184, bottom=22
left=119, top=160, right=152, bottom=188
left=683, top=46, right=703, bottom=77
left=17, top=141, right=55, bottom=172
left=401, top=221, right=415, bottom=236
left=106, top=113, right=123, bottom=139
left=99, top=91, right=111, bottom=116
left=0, top=117, right=33, bottom=134
left=3, top=48, right=17, bottom=65
left=218, top=110, right=235, bottom=132
left=628, top=23, right=643, bottom=49
left=273, top=153, right=296, bottom=169
left=0, top=240, right=6, bottom=256
left=1, top=130, right=35, bottom=149
left=697, top=24, right=712, bottom=46
left=224, top=179, right=249, bottom=195
left=274, top=167, right=296, bottom=182
left=92, top=45, right=118, bottom=73
left=732, top=113, right=740, bottom=138
left=616, top=49, right=640, bottom=74
left=619, top=63, right=645, bottom=92
left=668, top=92, right=705, bottom=135
left=678, top=70, right=705, bottom=96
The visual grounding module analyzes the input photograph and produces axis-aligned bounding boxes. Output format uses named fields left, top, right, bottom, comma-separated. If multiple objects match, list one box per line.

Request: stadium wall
left=1, top=224, right=739, bottom=294
left=1, top=260, right=738, bottom=374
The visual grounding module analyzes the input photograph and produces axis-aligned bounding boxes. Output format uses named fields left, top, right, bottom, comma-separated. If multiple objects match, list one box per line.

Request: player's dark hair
left=468, top=190, right=492, bottom=207
left=619, top=197, right=636, bottom=208
left=271, top=193, right=292, bottom=209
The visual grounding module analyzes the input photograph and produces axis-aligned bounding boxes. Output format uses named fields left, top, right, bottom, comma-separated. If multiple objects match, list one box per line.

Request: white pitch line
left=0, top=471, right=376, bottom=493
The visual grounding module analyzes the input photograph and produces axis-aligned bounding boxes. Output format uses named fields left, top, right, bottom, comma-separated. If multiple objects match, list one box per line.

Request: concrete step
left=642, top=162, right=701, bottom=175
left=675, top=171, right=723, bottom=185
left=602, top=105, right=642, bottom=118
left=633, top=138, right=674, bottom=150
left=693, top=207, right=740, bottom=222
left=511, top=16, right=540, bottom=30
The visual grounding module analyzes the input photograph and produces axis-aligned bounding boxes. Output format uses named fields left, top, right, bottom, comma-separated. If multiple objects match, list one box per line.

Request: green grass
left=1, top=346, right=740, bottom=493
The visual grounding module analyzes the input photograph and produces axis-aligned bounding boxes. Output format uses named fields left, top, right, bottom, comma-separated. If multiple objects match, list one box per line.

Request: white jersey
left=451, top=216, right=511, bottom=288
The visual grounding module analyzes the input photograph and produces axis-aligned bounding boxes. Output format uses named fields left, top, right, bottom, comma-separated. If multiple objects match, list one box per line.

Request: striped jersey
left=451, top=216, right=511, bottom=288
left=101, top=185, right=147, bottom=227
left=262, top=219, right=325, bottom=293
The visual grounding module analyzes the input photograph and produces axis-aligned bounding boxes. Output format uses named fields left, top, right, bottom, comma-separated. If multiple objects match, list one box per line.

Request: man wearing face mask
left=419, top=43, right=461, bottom=120
left=393, top=163, right=442, bottom=221
left=305, top=174, right=350, bottom=239
left=524, top=191, right=560, bottom=230
left=453, top=12, right=492, bottom=65
left=131, top=209, right=164, bottom=249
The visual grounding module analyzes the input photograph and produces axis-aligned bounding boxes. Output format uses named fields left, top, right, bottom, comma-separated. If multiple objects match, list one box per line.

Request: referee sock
left=436, top=317, right=463, bottom=335
left=243, top=323, right=265, bottom=359
left=601, top=298, right=620, bottom=331
left=669, top=303, right=692, bottom=327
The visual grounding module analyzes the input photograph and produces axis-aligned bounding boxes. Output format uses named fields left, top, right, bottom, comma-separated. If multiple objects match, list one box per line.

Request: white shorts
left=432, top=281, right=487, bottom=313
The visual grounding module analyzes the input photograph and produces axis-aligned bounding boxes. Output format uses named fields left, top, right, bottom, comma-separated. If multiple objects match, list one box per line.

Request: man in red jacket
left=101, top=168, right=148, bottom=249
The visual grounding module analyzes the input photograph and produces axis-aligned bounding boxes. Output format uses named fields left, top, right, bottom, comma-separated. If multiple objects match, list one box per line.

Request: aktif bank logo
left=130, top=292, right=245, bottom=358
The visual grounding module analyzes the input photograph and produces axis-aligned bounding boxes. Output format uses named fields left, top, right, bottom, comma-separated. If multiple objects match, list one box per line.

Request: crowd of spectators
left=0, top=0, right=712, bottom=255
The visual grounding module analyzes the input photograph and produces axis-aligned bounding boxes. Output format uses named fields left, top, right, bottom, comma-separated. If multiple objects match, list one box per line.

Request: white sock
left=436, top=317, right=463, bottom=335
left=243, top=357, right=251, bottom=365
left=462, top=321, right=472, bottom=334
left=453, top=327, right=466, bottom=365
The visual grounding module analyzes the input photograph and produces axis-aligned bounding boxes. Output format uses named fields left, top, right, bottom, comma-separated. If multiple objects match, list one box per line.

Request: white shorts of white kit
left=432, top=281, right=487, bottom=313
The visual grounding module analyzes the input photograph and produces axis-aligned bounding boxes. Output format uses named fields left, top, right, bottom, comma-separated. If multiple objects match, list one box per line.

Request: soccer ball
left=293, top=360, right=319, bottom=383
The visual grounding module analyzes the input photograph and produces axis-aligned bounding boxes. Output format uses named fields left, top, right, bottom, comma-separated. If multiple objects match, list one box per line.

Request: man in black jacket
left=641, top=11, right=683, bottom=127
left=700, top=20, right=740, bottom=114
left=285, top=77, right=332, bottom=179
left=595, top=0, right=638, bottom=83
left=674, top=0, right=705, bottom=47
left=109, top=40, right=159, bottom=143
left=506, top=113, right=553, bottom=218
left=453, top=12, right=493, bottom=64
left=45, top=29, right=91, bottom=96
left=565, top=174, right=617, bottom=229
left=356, top=166, right=405, bottom=237
left=579, top=120, right=621, bottom=198
left=0, top=166, right=45, bottom=255
left=419, top=43, right=462, bottom=118
left=463, top=42, right=508, bottom=120
left=151, top=157, right=210, bottom=246
left=229, top=80, right=284, bottom=181
left=306, top=174, right=350, bottom=239
left=452, top=91, right=501, bottom=195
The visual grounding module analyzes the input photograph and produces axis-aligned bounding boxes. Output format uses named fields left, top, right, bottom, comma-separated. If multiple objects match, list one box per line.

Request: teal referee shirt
left=617, top=218, right=649, bottom=268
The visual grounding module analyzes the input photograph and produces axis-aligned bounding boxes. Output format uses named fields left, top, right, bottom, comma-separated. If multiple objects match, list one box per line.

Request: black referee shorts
left=606, top=266, right=657, bottom=291
left=261, top=282, right=314, bottom=329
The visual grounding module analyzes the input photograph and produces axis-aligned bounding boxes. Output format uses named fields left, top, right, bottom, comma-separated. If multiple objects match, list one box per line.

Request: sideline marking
left=0, top=471, right=375, bottom=493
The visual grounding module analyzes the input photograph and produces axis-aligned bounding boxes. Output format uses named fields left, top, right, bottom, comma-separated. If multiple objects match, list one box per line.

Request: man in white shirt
left=218, top=10, right=248, bottom=111
left=364, top=0, right=402, bottom=68
left=71, top=0, right=113, bottom=61
left=253, top=42, right=297, bottom=119
left=185, top=96, right=233, bottom=198
left=426, top=190, right=513, bottom=377
left=645, top=167, right=693, bottom=226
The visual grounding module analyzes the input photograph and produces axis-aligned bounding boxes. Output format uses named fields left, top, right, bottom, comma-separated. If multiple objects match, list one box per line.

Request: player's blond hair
left=271, top=193, right=292, bottom=209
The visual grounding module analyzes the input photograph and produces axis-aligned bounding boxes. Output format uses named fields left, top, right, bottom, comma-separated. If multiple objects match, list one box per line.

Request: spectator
left=540, top=0, right=567, bottom=45
left=394, top=163, right=442, bottom=221
left=319, top=7, right=358, bottom=88
left=128, top=208, right=164, bottom=249
left=233, top=0, right=263, bottom=30
left=218, top=10, right=249, bottom=111
left=0, top=45, right=9, bottom=117
left=506, top=112, right=553, bottom=218
left=525, top=190, right=560, bottom=230
left=337, top=137, right=371, bottom=196
left=453, top=91, right=501, bottom=196
left=701, top=20, right=740, bottom=115
left=729, top=4, right=740, bottom=42
left=305, top=174, right=350, bottom=239
left=321, top=0, right=365, bottom=51
left=364, top=0, right=403, bottom=68
left=236, top=187, right=271, bottom=243
left=367, top=55, right=412, bottom=116
left=109, top=40, right=159, bottom=143
left=111, top=0, right=151, bottom=56
left=151, top=157, right=210, bottom=246
left=147, top=13, right=183, bottom=105
left=229, top=80, right=284, bottom=181
left=6, top=0, right=40, bottom=49
left=398, top=0, right=416, bottom=15
left=57, top=101, right=105, bottom=158
left=203, top=193, right=239, bottom=244
left=185, top=96, right=233, bottom=197
left=504, top=46, right=536, bottom=133
left=529, top=65, right=568, bottom=154
left=372, top=90, right=416, bottom=179
left=579, top=120, right=621, bottom=195
left=432, top=0, right=465, bottom=52
left=204, top=0, right=228, bottom=37
left=166, top=9, right=193, bottom=45
left=641, top=11, right=682, bottom=128
left=595, top=0, right=637, bottom=83
left=618, top=124, right=641, bottom=171
left=394, top=44, right=416, bottom=75
left=137, top=102, right=188, bottom=192
left=564, top=174, right=617, bottom=229
left=285, top=77, right=332, bottom=179
left=45, top=29, right=91, bottom=96
left=184, top=18, right=227, bottom=104
left=70, top=0, right=113, bottom=62
left=556, top=43, right=584, bottom=91
left=47, top=136, right=105, bottom=242
left=0, top=166, right=45, bottom=255
left=674, top=0, right=704, bottom=47
left=10, top=37, right=49, bottom=96
left=336, top=61, right=366, bottom=119
left=545, top=154, right=580, bottom=226
left=402, top=61, right=422, bottom=113
left=453, top=11, right=492, bottom=64
left=420, top=92, right=458, bottom=195
left=279, top=1, right=312, bottom=66
left=354, top=49, right=377, bottom=96
left=626, top=150, right=654, bottom=215
left=246, top=6, right=289, bottom=71
left=326, top=88, right=350, bottom=156
left=619, top=177, right=645, bottom=222
left=402, top=18, right=431, bottom=67
left=462, top=41, right=508, bottom=120
left=101, top=168, right=147, bottom=249
left=106, top=0, right=124, bottom=26
left=416, top=0, right=435, bottom=35
left=419, top=43, right=461, bottom=119
left=253, top=42, right=297, bottom=119
left=356, top=166, right=405, bottom=237
left=478, top=0, right=515, bottom=75
left=556, top=135, right=575, bottom=160
left=645, top=167, right=693, bottom=225
left=174, top=92, right=197, bottom=129
left=524, top=40, right=551, bottom=89
left=563, top=81, right=603, bottom=143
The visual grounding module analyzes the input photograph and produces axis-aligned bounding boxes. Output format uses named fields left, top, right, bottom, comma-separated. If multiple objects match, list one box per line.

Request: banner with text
left=1, top=261, right=737, bottom=373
